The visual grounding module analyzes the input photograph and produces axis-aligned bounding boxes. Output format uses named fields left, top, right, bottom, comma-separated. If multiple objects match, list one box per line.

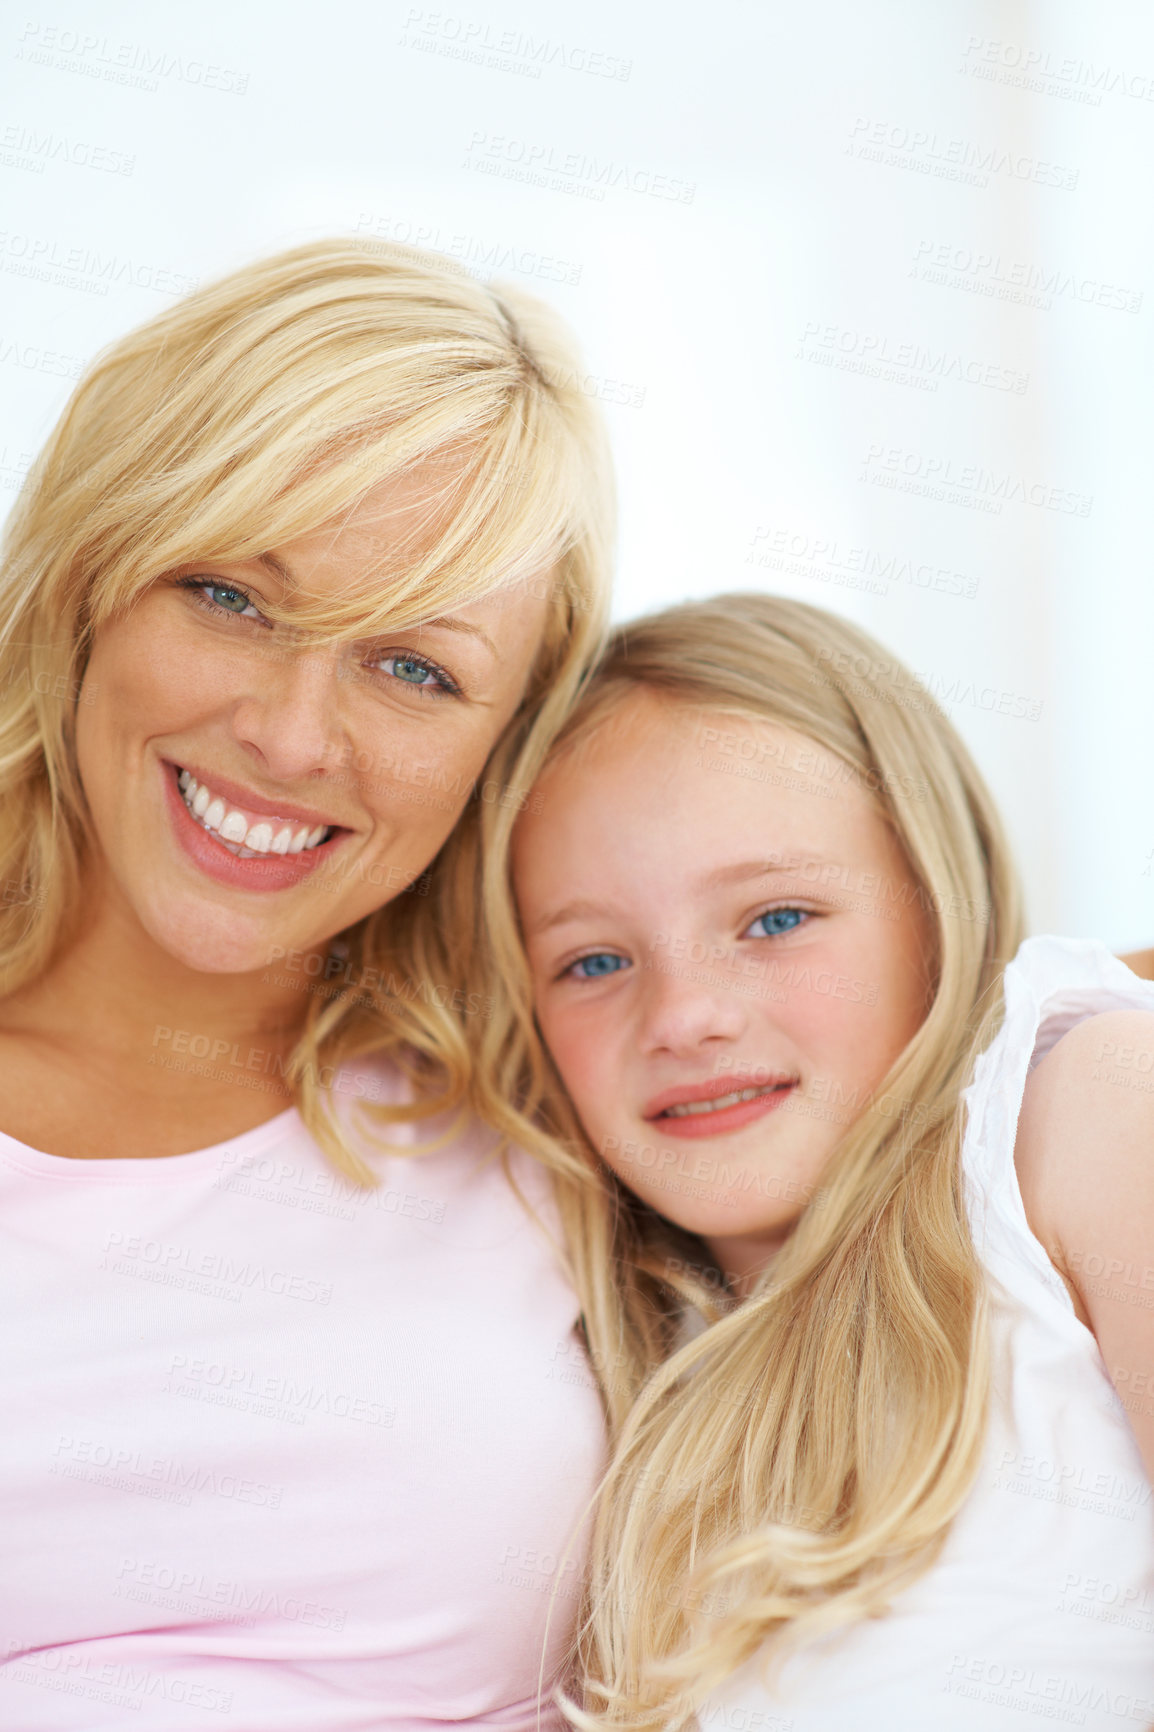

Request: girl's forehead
left=526, top=697, right=886, bottom=874
left=547, top=693, right=847, bottom=790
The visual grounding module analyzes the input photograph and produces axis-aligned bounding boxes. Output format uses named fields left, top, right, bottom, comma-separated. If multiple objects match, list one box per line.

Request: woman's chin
left=138, top=891, right=302, bottom=978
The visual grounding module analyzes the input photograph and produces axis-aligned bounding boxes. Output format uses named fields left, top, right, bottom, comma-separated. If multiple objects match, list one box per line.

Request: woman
left=505, top=595, right=1154, bottom=1729
left=0, top=239, right=614, bottom=1729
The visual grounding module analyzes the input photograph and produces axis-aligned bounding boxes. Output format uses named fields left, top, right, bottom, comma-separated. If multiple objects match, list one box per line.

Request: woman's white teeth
left=177, top=770, right=331, bottom=857
left=245, top=821, right=274, bottom=852
left=664, top=1084, right=783, bottom=1118
left=219, top=809, right=249, bottom=844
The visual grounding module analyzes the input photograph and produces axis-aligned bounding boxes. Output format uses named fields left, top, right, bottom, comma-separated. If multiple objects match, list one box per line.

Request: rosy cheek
left=559, top=1040, right=599, bottom=1104
left=536, top=1011, right=577, bottom=1081
left=555, top=1032, right=606, bottom=1119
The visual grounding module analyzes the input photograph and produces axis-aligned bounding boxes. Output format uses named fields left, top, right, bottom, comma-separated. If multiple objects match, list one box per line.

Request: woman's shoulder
left=331, top=1051, right=563, bottom=1221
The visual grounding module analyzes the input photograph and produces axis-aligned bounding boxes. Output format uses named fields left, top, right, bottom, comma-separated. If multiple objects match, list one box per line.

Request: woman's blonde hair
left=477, top=593, right=1023, bottom=1727
left=0, top=236, right=614, bottom=1173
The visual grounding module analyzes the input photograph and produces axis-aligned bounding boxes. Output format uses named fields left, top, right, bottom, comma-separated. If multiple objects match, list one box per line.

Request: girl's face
left=513, top=691, right=934, bottom=1290
left=76, top=469, right=551, bottom=975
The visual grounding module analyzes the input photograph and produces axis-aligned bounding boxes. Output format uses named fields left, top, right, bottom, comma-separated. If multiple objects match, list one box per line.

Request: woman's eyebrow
left=416, top=617, right=498, bottom=658
left=251, top=553, right=498, bottom=658
left=255, top=551, right=292, bottom=584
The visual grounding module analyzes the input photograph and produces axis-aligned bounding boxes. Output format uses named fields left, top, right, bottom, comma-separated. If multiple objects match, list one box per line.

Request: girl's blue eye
left=747, top=908, right=807, bottom=939
left=568, top=953, right=630, bottom=980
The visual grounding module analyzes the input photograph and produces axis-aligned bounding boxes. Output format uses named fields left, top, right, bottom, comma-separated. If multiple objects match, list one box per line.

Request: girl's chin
left=604, top=1134, right=816, bottom=1242
left=640, top=1193, right=791, bottom=1251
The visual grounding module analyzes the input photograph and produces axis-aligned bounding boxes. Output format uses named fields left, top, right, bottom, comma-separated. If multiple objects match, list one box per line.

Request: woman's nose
left=229, top=645, right=349, bottom=783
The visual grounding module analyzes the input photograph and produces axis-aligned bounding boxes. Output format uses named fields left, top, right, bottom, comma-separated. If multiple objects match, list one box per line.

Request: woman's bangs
left=85, top=393, right=580, bottom=645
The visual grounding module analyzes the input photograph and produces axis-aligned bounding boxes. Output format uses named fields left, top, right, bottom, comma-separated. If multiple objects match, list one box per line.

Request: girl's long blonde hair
left=0, top=236, right=614, bottom=1176
left=476, top=593, right=1023, bottom=1727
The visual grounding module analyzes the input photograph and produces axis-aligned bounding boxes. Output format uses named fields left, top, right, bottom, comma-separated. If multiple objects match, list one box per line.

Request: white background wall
left=1, top=0, right=1150, bottom=944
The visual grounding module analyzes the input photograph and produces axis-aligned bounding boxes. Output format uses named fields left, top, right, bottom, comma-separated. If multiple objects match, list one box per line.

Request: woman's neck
left=3, top=881, right=311, bottom=1057
left=0, top=874, right=323, bottom=1157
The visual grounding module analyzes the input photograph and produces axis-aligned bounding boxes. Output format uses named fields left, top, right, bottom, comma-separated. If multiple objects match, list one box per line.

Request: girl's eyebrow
left=526, top=857, right=844, bottom=937
left=697, top=855, right=837, bottom=890
left=523, top=898, right=613, bottom=938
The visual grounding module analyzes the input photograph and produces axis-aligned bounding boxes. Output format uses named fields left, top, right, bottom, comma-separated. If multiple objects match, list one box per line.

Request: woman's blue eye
left=568, top=953, right=629, bottom=980
left=747, top=908, right=806, bottom=938
left=374, top=653, right=456, bottom=694
left=208, top=585, right=253, bottom=614
left=178, top=576, right=263, bottom=619
left=384, top=655, right=438, bottom=686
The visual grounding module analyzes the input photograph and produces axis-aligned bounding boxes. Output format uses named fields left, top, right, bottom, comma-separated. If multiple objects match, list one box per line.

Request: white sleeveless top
left=703, top=936, right=1154, bottom=1731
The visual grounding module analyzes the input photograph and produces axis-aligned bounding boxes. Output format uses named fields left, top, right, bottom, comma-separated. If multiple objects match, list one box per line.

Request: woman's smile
left=176, top=767, right=334, bottom=857
left=162, top=757, right=348, bottom=894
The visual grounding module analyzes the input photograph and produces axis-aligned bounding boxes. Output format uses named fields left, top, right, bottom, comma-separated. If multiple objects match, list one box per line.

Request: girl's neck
left=706, top=1228, right=790, bottom=1299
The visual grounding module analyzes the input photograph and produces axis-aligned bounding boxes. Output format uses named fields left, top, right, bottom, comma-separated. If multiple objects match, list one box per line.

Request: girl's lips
left=645, top=1080, right=797, bottom=1141
left=162, top=760, right=343, bottom=894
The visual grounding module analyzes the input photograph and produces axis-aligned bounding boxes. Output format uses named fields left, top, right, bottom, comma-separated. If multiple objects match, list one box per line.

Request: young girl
left=505, top=594, right=1154, bottom=1729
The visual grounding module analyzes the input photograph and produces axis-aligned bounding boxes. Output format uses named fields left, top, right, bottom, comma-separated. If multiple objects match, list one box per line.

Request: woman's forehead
left=267, top=466, right=476, bottom=587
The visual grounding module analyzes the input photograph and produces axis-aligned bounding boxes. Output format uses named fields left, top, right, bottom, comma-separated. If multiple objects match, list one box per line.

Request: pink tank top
left=0, top=1060, right=605, bottom=1729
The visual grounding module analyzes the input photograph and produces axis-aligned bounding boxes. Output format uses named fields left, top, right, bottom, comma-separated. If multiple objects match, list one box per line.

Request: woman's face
left=513, top=692, right=934, bottom=1289
left=75, top=469, right=551, bottom=973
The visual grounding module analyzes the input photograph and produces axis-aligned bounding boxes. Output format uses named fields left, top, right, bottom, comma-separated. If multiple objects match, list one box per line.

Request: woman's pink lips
left=168, top=758, right=343, bottom=829
left=645, top=1082, right=796, bottom=1140
left=162, top=760, right=341, bottom=894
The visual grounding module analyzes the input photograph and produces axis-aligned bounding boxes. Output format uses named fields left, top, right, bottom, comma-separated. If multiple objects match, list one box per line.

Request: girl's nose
left=637, top=948, right=749, bottom=1057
